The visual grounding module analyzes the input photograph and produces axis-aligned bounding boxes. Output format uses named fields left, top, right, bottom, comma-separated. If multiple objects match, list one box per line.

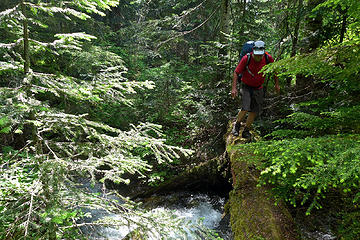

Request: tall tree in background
left=20, top=0, right=30, bottom=73
left=290, top=0, right=304, bottom=57
left=219, top=0, right=230, bottom=75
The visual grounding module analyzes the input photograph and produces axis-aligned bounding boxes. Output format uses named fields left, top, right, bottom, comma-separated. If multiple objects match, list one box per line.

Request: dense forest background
left=0, top=0, right=359, bottom=239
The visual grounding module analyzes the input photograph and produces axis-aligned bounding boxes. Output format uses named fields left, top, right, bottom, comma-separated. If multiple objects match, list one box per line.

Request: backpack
left=237, top=41, right=270, bottom=81
left=239, top=41, right=255, bottom=61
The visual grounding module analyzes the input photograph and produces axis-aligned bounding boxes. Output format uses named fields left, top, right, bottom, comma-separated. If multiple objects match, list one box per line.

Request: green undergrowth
left=231, top=134, right=360, bottom=214
left=230, top=134, right=360, bottom=238
left=267, top=103, right=360, bottom=139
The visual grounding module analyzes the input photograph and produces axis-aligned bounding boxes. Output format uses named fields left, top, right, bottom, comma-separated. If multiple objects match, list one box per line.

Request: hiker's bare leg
left=245, top=112, right=257, bottom=128
left=236, top=110, right=248, bottom=123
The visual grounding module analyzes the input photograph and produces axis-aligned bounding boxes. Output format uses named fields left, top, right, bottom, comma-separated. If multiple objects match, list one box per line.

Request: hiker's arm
left=231, top=56, right=247, bottom=98
left=268, top=54, right=280, bottom=94
left=231, top=72, right=238, bottom=99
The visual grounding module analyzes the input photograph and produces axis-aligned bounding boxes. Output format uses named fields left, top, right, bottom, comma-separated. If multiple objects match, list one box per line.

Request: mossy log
left=225, top=121, right=298, bottom=240
left=131, top=155, right=231, bottom=199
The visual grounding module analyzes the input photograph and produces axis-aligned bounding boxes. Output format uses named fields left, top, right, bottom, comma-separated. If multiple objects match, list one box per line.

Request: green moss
left=229, top=184, right=292, bottom=239
left=226, top=127, right=297, bottom=240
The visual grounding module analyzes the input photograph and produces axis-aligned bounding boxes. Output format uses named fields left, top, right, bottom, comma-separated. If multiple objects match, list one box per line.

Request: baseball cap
left=253, top=40, right=265, bottom=55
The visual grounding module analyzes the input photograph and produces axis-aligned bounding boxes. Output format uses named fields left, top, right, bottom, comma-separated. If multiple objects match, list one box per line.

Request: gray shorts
left=241, top=84, right=264, bottom=113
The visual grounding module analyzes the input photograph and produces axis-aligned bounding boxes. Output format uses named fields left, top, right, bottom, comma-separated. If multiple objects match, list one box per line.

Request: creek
left=78, top=171, right=338, bottom=240
left=79, top=180, right=232, bottom=239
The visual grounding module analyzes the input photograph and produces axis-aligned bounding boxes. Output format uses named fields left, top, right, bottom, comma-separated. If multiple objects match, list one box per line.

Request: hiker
left=231, top=40, right=280, bottom=138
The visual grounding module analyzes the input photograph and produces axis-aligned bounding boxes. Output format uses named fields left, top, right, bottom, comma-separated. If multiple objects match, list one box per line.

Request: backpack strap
left=246, top=52, right=270, bottom=77
left=265, top=52, right=270, bottom=64
left=246, top=53, right=252, bottom=66
left=245, top=53, right=254, bottom=77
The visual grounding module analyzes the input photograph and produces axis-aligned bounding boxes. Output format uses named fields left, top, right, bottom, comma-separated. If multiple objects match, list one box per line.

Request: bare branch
left=156, top=6, right=220, bottom=49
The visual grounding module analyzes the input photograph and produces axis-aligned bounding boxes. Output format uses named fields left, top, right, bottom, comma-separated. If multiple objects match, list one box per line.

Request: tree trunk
left=339, top=9, right=347, bottom=43
left=21, top=1, right=30, bottom=74
left=219, top=0, right=230, bottom=44
left=303, top=0, right=325, bottom=53
left=219, top=0, right=231, bottom=78
left=290, top=0, right=303, bottom=57
left=238, top=0, right=247, bottom=58
left=130, top=156, right=231, bottom=199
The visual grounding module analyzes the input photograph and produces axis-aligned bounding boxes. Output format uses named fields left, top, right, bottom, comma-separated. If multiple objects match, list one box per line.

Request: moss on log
left=226, top=121, right=298, bottom=240
left=131, top=155, right=231, bottom=199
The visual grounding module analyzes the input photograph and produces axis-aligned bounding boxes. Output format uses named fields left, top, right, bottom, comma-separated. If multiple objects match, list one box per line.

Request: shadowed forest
left=1, top=0, right=360, bottom=239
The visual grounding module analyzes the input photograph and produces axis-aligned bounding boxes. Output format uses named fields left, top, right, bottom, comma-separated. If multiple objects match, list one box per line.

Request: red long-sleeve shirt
left=234, top=53, right=274, bottom=88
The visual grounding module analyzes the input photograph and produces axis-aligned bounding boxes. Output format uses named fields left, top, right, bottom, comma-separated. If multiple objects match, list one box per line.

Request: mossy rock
left=225, top=122, right=298, bottom=240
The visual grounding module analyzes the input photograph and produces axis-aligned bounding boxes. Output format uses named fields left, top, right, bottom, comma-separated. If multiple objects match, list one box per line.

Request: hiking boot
left=242, top=127, right=251, bottom=139
left=232, top=122, right=241, bottom=136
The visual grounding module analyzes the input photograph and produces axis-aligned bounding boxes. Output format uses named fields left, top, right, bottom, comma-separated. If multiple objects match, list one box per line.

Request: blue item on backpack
left=237, top=41, right=270, bottom=82
left=237, top=41, right=254, bottom=82
left=239, top=41, right=255, bottom=61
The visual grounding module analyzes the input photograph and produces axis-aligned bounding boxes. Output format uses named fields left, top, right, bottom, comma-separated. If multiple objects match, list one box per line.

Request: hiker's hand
left=231, top=87, right=238, bottom=99
left=275, top=83, right=280, bottom=94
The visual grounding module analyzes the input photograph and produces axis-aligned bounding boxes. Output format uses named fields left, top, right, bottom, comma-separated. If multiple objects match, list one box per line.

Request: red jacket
left=235, top=53, right=274, bottom=88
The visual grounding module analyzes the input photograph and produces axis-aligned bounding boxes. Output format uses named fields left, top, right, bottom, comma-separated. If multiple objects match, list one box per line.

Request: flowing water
left=79, top=180, right=337, bottom=240
left=302, top=231, right=336, bottom=240
left=79, top=180, right=232, bottom=239
left=142, top=191, right=233, bottom=239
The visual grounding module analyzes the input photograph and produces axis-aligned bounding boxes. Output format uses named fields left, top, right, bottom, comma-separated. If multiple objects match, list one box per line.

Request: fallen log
left=225, top=121, right=298, bottom=240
